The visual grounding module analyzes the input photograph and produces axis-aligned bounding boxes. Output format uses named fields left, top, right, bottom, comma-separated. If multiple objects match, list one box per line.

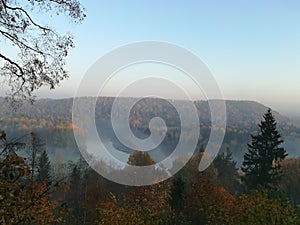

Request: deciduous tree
left=0, top=0, right=85, bottom=101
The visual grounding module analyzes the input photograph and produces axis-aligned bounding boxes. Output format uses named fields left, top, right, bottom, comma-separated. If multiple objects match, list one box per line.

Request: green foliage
left=279, top=157, right=300, bottom=204
left=128, top=151, right=155, bottom=166
left=0, top=131, right=61, bottom=224
left=235, top=190, right=298, bottom=225
left=214, top=147, right=241, bottom=194
left=1, top=105, right=300, bottom=225
left=242, top=108, right=288, bottom=190
left=65, top=159, right=89, bottom=225
left=169, top=176, right=185, bottom=212
left=37, top=150, right=51, bottom=182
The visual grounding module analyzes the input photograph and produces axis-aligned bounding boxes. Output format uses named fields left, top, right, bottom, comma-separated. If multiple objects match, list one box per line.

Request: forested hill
left=0, top=97, right=299, bottom=163
left=0, top=97, right=296, bottom=129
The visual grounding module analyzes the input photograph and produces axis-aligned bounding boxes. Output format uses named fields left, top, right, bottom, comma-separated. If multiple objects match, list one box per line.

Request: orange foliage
left=184, top=173, right=236, bottom=225
left=96, top=182, right=171, bottom=225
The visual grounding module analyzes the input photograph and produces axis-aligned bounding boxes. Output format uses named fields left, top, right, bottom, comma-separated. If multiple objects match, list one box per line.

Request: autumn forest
left=1, top=97, right=300, bottom=224
left=1, top=1, right=300, bottom=224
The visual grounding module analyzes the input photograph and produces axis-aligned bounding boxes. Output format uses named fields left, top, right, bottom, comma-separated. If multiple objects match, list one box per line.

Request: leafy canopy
left=0, top=0, right=85, bottom=102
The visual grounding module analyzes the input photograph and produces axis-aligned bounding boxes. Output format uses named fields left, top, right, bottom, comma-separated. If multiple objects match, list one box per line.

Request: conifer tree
left=242, top=109, right=288, bottom=190
left=37, top=150, right=51, bottom=182
left=214, top=147, right=240, bottom=194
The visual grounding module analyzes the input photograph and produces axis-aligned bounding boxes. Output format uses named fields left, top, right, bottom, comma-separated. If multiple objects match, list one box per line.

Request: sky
left=2, top=1, right=300, bottom=116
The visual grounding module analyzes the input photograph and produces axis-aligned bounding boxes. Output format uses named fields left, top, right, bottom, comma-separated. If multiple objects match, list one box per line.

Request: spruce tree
left=37, top=150, right=51, bottom=182
left=214, top=147, right=240, bottom=194
left=169, top=176, right=185, bottom=212
left=242, top=109, right=288, bottom=190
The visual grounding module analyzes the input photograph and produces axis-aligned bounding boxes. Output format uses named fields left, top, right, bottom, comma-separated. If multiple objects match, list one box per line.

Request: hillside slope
left=0, top=97, right=299, bottom=164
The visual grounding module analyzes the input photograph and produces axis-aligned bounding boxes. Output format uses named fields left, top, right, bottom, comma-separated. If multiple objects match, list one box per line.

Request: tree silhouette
left=0, top=131, right=61, bottom=224
left=169, top=176, right=185, bottom=212
left=242, top=109, right=288, bottom=190
left=26, top=132, right=45, bottom=181
left=0, top=0, right=85, bottom=101
left=37, top=150, right=51, bottom=182
left=127, top=151, right=155, bottom=166
left=214, top=147, right=240, bottom=194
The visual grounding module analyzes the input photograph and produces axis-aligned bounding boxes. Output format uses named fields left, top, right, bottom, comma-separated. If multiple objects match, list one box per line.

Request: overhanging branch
left=0, top=52, right=24, bottom=77
left=1, top=0, right=52, bottom=32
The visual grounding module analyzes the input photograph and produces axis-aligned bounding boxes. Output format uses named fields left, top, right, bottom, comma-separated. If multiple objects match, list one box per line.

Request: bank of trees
left=1, top=109, right=300, bottom=224
left=0, top=131, right=65, bottom=224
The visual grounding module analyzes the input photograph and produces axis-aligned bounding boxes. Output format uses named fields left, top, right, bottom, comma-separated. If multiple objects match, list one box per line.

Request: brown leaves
left=18, top=167, right=30, bottom=176
left=0, top=133, right=62, bottom=224
left=63, top=182, right=71, bottom=193
left=0, top=130, right=6, bottom=141
left=234, top=191, right=298, bottom=225
left=0, top=178, right=60, bottom=224
left=54, top=182, right=61, bottom=191
left=184, top=173, right=236, bottom=225
left=96, top=182, right=171, bottom=225
left=30, top=132, right=36, bottom=140
left=3, top=153, right=26, bottom=169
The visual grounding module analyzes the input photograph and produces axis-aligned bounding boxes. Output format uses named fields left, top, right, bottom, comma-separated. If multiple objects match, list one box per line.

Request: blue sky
left=5, top=1, right=300, bottom=115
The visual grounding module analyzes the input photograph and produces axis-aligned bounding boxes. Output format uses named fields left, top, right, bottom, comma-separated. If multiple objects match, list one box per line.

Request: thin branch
left=0, top=29, right=48, bottom=56
left=1, top=0, right=52, bottom=32
left=0, top=20, right=23, bottom=31
left=20, top=176, right=68, bottom=213
left=0, top=52, right=24, bottom=77
left=0, top=53, right=27, bottom=94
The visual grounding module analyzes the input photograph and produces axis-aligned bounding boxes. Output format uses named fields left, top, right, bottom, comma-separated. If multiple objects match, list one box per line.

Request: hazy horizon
left=1, top=1, right=299, bottom=117
left=1, top=93, right=298, bottom=118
